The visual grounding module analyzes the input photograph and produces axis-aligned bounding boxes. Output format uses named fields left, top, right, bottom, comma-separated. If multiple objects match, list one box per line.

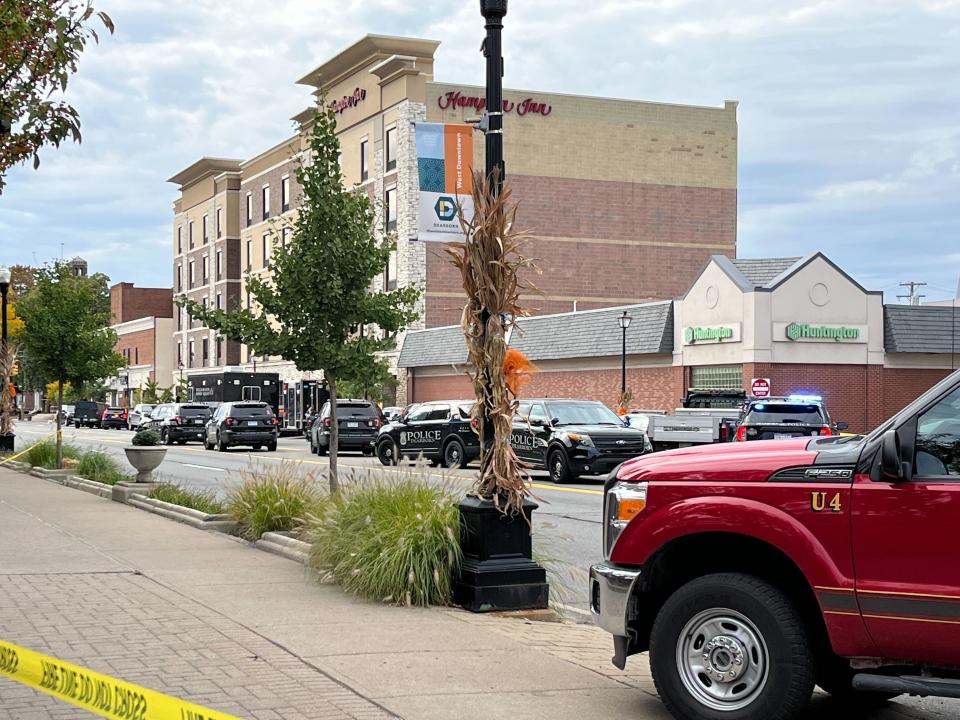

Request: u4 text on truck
left=590, top=369, right=960, bottom=720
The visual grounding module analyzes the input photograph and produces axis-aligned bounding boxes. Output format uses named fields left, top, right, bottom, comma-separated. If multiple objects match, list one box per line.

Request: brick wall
left=882, top=367, right=953, bottom=420
left=409, top=364, right=682, bottom=410
left=423, top=174, right=735, bottom=327
left=111, top=284, right=173, bottom=324
left=116, top=328, right=156, bottom=367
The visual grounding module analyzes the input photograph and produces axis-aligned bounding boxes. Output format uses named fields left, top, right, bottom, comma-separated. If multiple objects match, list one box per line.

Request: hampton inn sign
left=437, top=91, right=553, bottom=117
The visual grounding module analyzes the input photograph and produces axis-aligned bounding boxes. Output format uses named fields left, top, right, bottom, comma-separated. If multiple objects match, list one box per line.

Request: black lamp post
left=618, top=311, right=633, bottom=400
left=452, top=0, right=549, bottom=614
left=0, top=266, right=12, bottom=452
left=176, top=361, right=184, bottom=402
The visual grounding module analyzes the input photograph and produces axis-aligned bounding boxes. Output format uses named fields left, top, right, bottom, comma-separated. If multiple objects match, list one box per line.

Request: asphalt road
left=11, top=420, right=602, bottom=613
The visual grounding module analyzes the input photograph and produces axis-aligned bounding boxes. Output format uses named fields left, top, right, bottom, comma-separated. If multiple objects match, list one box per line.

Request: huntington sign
left=785, top=322, right=861, bottom=342
left=684, top=325, right=737, bottom=345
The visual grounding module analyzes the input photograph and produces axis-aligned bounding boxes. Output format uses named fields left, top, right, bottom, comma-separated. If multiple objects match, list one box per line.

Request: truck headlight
left=604, top=481, right=647, bottom=559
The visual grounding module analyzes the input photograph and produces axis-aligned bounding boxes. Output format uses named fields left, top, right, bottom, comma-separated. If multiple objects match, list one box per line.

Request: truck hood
left=617, top=437, right=819, bottom=482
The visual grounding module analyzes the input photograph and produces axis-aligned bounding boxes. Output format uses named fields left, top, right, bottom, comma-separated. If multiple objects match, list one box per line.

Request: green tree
left=142, top=378, right=160, bottom=403
left=0, top=1, right=114, bottom=193
left=16, top=262, right=125, bottom=466
left=158, top=386, right=173, bottom=403
left=336, top=358, right=395, bottom=404
left=180, top=105, right=419, bottom=491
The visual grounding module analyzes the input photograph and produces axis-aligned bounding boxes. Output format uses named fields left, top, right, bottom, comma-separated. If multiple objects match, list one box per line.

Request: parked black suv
left=734, top=394, right=847, bottom=441
left=311, top=399, right=384, bottom=456
left=72, top=401, right=104, bottom=428
left=376, top=400, right=478, bottom=467
left=148, top=403, right=212, bottom=445
left=100, top=406, right=128, bottom=430
left=511, top=398, right=649, bottom=483
left=204, top=401, right=278, bottom=451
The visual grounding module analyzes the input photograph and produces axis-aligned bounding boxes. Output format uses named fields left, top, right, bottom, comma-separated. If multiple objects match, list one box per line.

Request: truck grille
left=593, top=438, right=647, bottom=455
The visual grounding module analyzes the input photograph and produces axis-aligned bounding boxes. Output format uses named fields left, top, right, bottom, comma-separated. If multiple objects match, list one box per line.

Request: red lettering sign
left=329, top=87, right=367, bottom=115
left=437, top=91, right=552, bottom=117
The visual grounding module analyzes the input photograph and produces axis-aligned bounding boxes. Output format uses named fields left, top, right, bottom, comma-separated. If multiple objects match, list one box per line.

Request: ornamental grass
left=148, top=483, right=225, bottom=515
left=226, top=462, right=324, bottom=540
left=76, top=450, right=132, bottom=485
left=306, top=467, right=462, bottom=607
left=22, top=439, right=81, bottom=468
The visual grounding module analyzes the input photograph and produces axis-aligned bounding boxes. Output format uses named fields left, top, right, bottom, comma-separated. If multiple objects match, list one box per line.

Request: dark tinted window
left=744, top=403, right=824, bottom=424
left=336, top=403, right=377, bottom=418
left=75, top=402, right=97, bottom=411
left=424, top=405, right=450, bottom=421
left=915, top=386, right=960, bottom=477
left=178, top=405, right=211, bottom=418
left=230, top=403, right=273, bottom=418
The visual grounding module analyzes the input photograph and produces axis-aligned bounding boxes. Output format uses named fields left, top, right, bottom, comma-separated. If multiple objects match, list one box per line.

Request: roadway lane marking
left=531, top=483, right=603, bottom=496
left=181, top=463, right=226, bottom=472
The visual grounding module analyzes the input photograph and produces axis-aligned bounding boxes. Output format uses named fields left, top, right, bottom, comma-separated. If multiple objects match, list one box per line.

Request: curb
left=127, top=494, right=238, bottom=534
left=255, top=531, right=311, bottom=565
left=63, top=475, right=114, bottom=499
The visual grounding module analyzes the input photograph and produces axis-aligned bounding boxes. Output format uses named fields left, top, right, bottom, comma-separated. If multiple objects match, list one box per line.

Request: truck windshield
left=546, top=402, right=624, bottom=426
left=744, top=404, right=823, bottom=424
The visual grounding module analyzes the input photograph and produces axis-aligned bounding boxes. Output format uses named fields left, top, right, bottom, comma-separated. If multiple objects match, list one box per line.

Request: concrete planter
left=127, top=494, right=237, bottom=535
left=0, top=434, right=14, bottom=452
left=255, top=531, right=312, bottom=565
left=123, top=446, right=167, bottom=483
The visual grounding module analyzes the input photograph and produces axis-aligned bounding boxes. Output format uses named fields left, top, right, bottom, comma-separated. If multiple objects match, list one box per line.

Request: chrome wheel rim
left=675, top=608, right=768, bottom=712
left=447, top=445, right=461, bottom=466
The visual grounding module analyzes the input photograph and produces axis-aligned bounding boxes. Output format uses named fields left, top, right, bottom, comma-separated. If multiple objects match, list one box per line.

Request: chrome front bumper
left=589, top=562, right=641, bottom=637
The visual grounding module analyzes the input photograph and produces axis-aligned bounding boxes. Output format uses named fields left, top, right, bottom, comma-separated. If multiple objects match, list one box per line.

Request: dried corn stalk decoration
left=0, top=340, right=18, bottom=436
left=616, top=389, right=633, bottom=416
left=445, top=169, right=540, bottom=517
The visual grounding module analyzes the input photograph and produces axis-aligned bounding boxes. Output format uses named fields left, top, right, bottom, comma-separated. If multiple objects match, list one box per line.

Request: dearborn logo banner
left=416, top=122, right=474, bottom=241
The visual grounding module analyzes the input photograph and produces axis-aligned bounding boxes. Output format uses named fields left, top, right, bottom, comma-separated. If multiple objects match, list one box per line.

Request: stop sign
left=751, top=378, right=771, bottom=398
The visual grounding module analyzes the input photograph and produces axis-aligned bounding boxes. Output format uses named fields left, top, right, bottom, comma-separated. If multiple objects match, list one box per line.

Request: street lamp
left=0, top=266, right=12, bottom=451
left=481, top=0, right=507, bottom=193
left=177, top=361, right=184, bottom=402
left=618, top=310, right=633, bottom=400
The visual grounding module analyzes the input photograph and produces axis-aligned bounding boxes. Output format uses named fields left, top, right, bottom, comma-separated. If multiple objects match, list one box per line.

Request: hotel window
left=245, top=239, right=252, bottom=271
left=216, top=207, right=222, bottom=238
left=188, top=340, right=195, bottom=369
left=262, top=233, right=270, bottom=268
left=214, top=336, right=222, bottom=365
left=216, top=292, right=222, bottom=310
left=202, top=255, right=209, bottom=285
left=177, top=308, right=182, bottom=331
left=134, top=347, right=139, bottom=365
left=216, top=250, right=222, bottom=280
left=383, top=250, right=397, bottom=292
left=262, top=184, right=270, bottom=220
left=176, top=265, right=182, bottom=292
left=360, top=139, right=369, bottom=181
left=202, top=338, right=209, bottom=367
left=385, top=186, right=397, bottom=232
left=281, top=226, right=291, bottom=248
left=202, top=214, right=208, bottom=244
left=177, top=342, right=182, bottom=366
left=177, top=226, right=182, bottom=255
left=281, top=176, right=290, bottom=212
left=188, top=220, right=194, bottom=249
left=385, top=127, right=397, bottom=171
left=188, top=260, right=195, bottom=289
left=246, top=192, right=252, bottom=227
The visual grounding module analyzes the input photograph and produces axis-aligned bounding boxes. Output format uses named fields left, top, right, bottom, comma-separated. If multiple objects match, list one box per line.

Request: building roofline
left=238, top=135, right=299, bottom=170
left=295, top=34, right=440, bottom=89
left=167, top=157, right=242, bottom=187
left=765, top=251, right=882, bottom=295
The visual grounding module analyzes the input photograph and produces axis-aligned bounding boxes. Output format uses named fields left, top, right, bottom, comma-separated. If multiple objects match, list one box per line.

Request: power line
left=897, top=280, right=927, bottom=306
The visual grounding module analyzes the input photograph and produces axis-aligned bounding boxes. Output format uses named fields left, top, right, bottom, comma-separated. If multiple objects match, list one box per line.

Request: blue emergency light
left=788, top=394, right=823, bottom=402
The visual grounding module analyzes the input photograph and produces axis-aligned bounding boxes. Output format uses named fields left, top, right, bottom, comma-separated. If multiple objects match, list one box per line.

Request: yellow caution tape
left=0, top=638, right=241, bottom=720
left=0, top=429, right=59, bottom=466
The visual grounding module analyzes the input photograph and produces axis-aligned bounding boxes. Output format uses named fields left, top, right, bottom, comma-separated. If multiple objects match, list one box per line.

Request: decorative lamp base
left=453, top=495, right=549, bottom=613
left=0, top=434, right=14, bottom=453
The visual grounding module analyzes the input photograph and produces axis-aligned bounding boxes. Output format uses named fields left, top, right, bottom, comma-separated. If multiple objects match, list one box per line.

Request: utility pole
left=897, top=281, right=927, bottom=306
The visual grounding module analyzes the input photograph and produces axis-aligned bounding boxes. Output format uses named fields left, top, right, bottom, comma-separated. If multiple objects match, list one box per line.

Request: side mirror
left=880, top=429, right=912, bottom=481
left=551, top=417, right=560, bottom=426
left=836, top=421, right=849, bottom=432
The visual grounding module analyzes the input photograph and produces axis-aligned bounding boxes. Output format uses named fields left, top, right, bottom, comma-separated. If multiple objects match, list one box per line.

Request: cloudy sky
left=2, top=0, right=958, bottom=302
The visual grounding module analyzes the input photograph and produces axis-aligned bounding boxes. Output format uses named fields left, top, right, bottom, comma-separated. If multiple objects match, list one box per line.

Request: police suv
left=512, top=398, right=650, bottom=482
left=375, top=400, right=479, bottom=468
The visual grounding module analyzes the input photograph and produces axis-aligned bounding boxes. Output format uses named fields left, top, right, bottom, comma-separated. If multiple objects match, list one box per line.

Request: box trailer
left=187, top=372, right=281, bottom=417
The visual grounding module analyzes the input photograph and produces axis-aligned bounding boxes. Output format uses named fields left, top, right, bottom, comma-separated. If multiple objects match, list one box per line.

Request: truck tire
left=376, top=439, right=398, bottom=466
left=442, top=439, right=466, bottom=469
left=548, top=449, right=572, bottom=483
left=649, top=573, right=815, bottom=720
left=162, top=429, right=172, bottom=446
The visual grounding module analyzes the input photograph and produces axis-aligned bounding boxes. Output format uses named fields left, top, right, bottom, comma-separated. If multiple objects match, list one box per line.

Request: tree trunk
left=328, top=373, right=339, bottom=494
left=56, top=379, right=64, bottom=469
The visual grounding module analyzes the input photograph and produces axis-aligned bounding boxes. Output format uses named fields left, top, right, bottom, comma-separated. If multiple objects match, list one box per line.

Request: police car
left=734, top=394, right=848, bottom=442
left=511, top=398, right=650, bottom=483
left=375, top=400, right=479, bottom=468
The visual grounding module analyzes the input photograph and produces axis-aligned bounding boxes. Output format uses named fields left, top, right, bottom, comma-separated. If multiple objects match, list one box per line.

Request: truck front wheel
left=649, top=573, right=815, bottom=720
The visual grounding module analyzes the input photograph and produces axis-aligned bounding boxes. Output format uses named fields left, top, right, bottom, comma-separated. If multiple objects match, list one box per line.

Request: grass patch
left=76, top=450, right=133, bottom=486
left=306, top=467, right=462, bottom=607
left=148, top=483, right=225, bottom=515
left=227, top=462, right=324, bottom=540
left=21, top=439, right=82, bottom=469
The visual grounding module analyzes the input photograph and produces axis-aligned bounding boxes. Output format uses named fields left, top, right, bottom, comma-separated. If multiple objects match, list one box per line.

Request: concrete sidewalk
left=1, top=468, right=953, bottom=720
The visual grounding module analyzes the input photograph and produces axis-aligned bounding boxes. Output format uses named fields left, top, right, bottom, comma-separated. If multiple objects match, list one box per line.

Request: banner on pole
left=415, top=122, right=474, bottom=242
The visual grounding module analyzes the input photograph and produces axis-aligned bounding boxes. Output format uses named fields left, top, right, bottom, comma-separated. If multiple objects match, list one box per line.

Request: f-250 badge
left=811, top=492, right=843, bottom=513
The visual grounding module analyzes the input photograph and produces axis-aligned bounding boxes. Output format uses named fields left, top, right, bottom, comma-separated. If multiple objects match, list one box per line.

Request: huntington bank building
left=168, top=34, right=739, bottom=402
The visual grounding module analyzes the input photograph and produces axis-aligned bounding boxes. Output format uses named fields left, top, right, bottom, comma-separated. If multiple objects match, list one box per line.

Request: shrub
left=76, top=450, right=132, bottom=486
left=227, top=462, right=324, bottom=541
left=148, top=483, right=225, bottom=514
left=306, top=468, right=462, bottom=607
left=131, top=429, right=161, bottom=446
left=22, top=439, right=81, bottom=468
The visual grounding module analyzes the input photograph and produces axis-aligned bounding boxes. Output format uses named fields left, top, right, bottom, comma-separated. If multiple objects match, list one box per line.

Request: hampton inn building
left=168, top=35, right=738, bottom=399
